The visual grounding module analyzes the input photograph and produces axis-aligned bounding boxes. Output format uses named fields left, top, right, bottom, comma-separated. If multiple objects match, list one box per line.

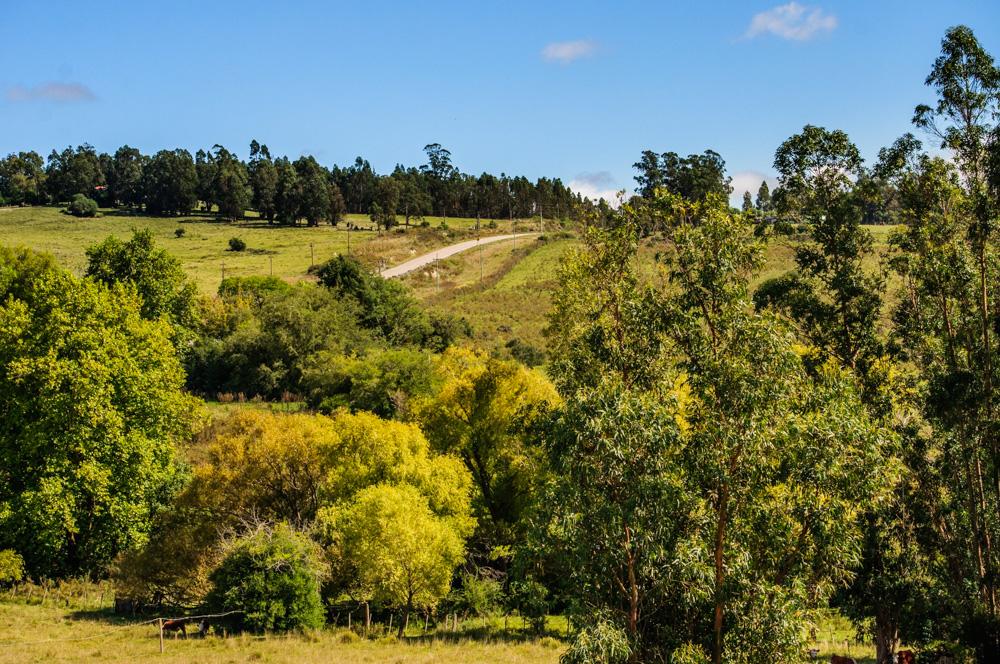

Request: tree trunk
left=398, top=596, right=411, bottom=638
left=873, top=610, right=899, bottom=664
left=713, top=484, right=729, bottom=664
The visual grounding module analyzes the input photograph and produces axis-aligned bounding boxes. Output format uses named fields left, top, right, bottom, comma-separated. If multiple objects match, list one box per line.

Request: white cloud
left=541, top=40, right=598, bottom=64
left=5, top=82, right=96, bottom=103
left=570, top=171, right=625, bottom=205
left=744, top=3, right=837, bottom=41
left=729, top=170, right=778, bottom=206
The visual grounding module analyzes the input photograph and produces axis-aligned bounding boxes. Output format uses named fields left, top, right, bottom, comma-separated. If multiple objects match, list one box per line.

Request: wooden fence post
left=158, top=618, right=164, bottom=654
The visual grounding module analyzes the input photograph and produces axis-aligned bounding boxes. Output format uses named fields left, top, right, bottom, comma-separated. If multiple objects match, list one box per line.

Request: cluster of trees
left=0, top=222, right=557, bottom=634
left=0, top=141, right=594, bottom=226
left=569, top=24, right=998, bottom=664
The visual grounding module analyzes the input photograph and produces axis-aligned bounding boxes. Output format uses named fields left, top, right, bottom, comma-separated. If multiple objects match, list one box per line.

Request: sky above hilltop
left=2, top=1, right=999, bottom=205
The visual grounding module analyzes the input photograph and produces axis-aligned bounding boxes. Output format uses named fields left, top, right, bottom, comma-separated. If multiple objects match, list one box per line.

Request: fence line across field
left=0, top=609, right=243, bottom=651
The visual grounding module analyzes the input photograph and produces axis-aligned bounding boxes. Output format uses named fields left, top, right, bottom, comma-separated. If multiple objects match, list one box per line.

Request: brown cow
left=831, top=656, right=857, bottom=664
left=162, top=619, right=187, bottom=639
left=897, top=650, right=916, bottom=664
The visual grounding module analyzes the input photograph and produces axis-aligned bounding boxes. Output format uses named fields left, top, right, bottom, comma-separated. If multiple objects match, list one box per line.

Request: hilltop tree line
left=0, top=141, right=592, bottom=226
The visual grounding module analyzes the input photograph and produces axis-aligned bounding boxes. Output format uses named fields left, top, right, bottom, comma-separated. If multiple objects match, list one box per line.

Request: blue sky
left=2, top=1, right=998, bottom=203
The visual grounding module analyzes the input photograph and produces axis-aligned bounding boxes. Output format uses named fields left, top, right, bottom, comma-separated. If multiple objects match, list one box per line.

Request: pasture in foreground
left=0, top=600, right=564, bottom=664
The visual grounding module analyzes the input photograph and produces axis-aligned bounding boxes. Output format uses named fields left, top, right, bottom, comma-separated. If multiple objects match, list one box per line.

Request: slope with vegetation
left=4, top=23, right=1000, bottom=664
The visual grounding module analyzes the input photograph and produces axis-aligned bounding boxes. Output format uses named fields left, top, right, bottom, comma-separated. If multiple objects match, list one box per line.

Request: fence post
left=158, top=618, right=164, bottom=654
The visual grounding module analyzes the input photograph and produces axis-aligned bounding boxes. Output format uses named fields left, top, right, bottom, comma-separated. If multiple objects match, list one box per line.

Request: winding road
left=380, top=233, right=535, bottom=279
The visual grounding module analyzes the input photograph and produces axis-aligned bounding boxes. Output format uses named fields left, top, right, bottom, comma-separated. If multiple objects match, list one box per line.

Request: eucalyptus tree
left=543, top=193, right=888, bottom=663
left=757, top=126, right=881, bottom=374
left=248, top=140, right=278, bottom=221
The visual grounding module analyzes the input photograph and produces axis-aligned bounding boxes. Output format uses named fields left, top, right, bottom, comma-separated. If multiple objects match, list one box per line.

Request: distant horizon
left=3, top=1, right=998, bottom=205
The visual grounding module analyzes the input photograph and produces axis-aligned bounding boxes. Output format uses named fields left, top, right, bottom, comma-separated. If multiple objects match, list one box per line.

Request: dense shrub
left=0, top=550, right=24, bottom=586
left=505, top=338, right=545, bottom=367
left=302, top=347, right=435, bottom=418
left=228, top=237, right=246, bottom=252
left=312, top=255, right=469, bottom=349
left=217, top=275, right=291, bottom=302
left=206, top=523, right=327, bottom=633
left=66, top=193, right=99, bottom=217
left=174, top=227, right=185, bottom=238
left=116, top=409, right=474, bottom=608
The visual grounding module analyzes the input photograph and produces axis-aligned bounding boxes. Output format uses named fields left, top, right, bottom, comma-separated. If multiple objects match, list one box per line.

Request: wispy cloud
left=570, top=171, right=624, bottom=204
left=744, top=3, right=837, bottom=41
left=5, top=82, right=96, bottom=103
left=541, top=40, right=598, bottom=64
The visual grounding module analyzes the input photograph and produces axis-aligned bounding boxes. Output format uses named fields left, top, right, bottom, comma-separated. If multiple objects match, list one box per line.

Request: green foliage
left=45, top=144, right=104, bottom=203
left=0, top=246, right=195, bottom=577
left=454, top=570, right=504, bottom=618
left=66, top=193, right=98, bottom=217
left=317, top=483, right=467, bottom=635
left=118, top=409, right=473, bottom=608
left=142, top=149, right=198, bottom=215
left=185, top=284, right=369, bottom=398
left=85, top=228, right=198, bottom=330
left=632, top=149, right=731, bottom=201
left=207, top=523, right=327, bottom=633
left=0, top=151, right=47, bottom=205
left=228, top=236, right=247, bottom=252
left=510, top=578, right=550, bottom=633
left=313, top=254, right=468, bottom=349
left=217, top=275, right=291, bottom=303
left=505, top=338, right=546, bottom=367
left=0, top=549, right=25, bottom=585
left=541, top=194, right=889, bottom=663
left=562, top=614, right=632, bottom=664
left=302, top=347, right=435, bottom=418
left=415, top=347, right=559, bottom=548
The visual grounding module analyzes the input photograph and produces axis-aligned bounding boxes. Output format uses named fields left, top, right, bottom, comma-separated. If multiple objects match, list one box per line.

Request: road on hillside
left=379, top=233, right=536, bottom=279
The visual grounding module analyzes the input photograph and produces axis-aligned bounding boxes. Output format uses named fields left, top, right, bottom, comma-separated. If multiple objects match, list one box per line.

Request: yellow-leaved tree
left=414, top=347, right=559, bottom=551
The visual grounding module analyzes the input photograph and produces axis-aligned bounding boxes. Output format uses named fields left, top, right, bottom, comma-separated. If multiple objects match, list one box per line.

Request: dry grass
left=0, top=601, right=564, bottom=664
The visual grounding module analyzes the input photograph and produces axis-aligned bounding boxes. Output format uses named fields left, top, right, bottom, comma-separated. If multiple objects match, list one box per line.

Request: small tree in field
left=207, top=523, right=327, bottom=633
left=67, top=193, right=98, bottom=217
left=319, top=483, right=467, bottom=637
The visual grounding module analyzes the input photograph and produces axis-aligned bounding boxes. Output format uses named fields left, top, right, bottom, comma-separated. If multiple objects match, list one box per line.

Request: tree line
left=0, top=141, right=593, bottom=227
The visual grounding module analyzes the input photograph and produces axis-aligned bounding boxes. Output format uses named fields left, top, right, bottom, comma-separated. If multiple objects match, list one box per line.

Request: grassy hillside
left=0, top=207, right=543, bottom=294
left=0, top=207, right=899, bottom=354
left=404, top=225, right=898, bottom=356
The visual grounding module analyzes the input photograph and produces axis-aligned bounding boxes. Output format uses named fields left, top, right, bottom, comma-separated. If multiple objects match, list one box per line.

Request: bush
left=228, top=237, right=247, bottom=252
left=506, top=338, right=546, bottom=367
left=562, top=616, right=632, bottom=664
left=174, top=227, right=186, bottom=238
left=67, top=194, right=99, bottom=217
left=206, top=523, right=328, bottom=633
left=218, top=275, right=291, bottom=302
left=0, top=550, right=24, bottom=586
